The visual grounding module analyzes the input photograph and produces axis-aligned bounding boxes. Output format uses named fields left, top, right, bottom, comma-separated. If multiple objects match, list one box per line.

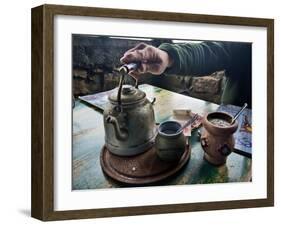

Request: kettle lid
left=109, top=85, right=146, bottom=105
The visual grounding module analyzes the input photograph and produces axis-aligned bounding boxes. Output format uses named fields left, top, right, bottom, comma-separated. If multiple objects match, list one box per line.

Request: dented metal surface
left=103, top=70, right=156, bottom=156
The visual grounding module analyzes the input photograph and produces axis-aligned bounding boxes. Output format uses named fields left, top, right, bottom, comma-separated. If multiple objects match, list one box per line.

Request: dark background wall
left=72, top=35, right=226, bottom=104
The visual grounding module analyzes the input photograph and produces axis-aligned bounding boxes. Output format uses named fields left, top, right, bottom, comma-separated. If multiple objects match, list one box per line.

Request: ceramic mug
left=155, top=121, right=186, bottom=162
left=201, top=112, right=238, bottom=165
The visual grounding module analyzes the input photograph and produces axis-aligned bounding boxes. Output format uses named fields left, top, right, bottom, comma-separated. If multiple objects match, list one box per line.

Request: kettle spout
left=106, top=116, right=128, bottom=141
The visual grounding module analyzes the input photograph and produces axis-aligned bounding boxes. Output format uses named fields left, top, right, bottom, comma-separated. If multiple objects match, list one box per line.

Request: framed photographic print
left=31, top=4, right=274, bottom=221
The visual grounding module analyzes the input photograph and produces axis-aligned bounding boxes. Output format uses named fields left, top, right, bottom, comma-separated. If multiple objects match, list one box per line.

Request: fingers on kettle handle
left=128, top=42, right=147, bottom=52
left=120, top=43, right=148, bottom=63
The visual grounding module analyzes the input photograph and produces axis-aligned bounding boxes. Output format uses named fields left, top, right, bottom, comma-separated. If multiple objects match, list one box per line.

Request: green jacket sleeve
left=158, top=42, right=232, bottom=76
left=158, top=41, right=252, bottom=107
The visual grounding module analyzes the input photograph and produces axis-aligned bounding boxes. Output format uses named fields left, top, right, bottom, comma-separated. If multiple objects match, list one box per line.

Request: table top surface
left=73, top=84, right=251, bottom=190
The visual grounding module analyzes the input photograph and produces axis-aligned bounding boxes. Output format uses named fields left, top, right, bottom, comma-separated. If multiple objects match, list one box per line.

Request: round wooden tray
left=100, top=144, right=191, bottom=185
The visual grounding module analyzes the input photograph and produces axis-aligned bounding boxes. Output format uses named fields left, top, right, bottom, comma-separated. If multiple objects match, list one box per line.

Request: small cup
left=201, top=112, right=238, bottom=165
left=155, top=121, right=186, bottom=162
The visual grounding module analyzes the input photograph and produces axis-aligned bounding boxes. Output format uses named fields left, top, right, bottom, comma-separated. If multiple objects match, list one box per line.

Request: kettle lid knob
left=122, top=85, right=135, bottom=95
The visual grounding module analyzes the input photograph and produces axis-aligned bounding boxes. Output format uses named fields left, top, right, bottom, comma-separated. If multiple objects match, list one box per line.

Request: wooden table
left=73, top=84, right=251, bottom=190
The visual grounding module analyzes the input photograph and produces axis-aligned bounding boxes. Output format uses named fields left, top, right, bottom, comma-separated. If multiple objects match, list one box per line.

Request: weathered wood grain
left=31, top=4, right=274, bottom=221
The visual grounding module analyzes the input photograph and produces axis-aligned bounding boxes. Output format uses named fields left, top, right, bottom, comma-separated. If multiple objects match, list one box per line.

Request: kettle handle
left=117, top=73, right=125, bottom=108
left=117, top=63, right=139, bottom=108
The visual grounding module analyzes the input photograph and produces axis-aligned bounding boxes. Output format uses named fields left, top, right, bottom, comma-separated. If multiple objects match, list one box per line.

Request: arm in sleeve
left=158, top=41, right=232, bottom=75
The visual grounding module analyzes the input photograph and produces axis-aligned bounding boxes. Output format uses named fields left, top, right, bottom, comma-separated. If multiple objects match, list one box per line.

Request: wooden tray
left=100, top=144, right=191, bottom=185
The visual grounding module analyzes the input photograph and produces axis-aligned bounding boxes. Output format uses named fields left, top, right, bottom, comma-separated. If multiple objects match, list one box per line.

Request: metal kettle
left=103, top=63, right=156, bottom=156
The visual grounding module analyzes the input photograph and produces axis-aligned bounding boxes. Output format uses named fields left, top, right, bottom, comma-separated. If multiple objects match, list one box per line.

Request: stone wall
left=72, top=35, right=226, bottom=104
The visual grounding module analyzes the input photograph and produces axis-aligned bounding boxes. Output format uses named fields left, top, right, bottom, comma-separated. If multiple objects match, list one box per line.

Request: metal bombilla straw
left=176, top=114, right=199, bottom=134
left=231, top=103, right=248, bottom=124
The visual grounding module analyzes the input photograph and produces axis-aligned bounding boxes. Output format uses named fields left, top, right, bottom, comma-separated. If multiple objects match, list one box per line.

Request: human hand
left=120, top=43, right=173, bottom=78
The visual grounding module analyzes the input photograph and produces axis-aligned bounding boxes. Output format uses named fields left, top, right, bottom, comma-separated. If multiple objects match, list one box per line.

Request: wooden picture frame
left=31, top=4, right=274, bottom=221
